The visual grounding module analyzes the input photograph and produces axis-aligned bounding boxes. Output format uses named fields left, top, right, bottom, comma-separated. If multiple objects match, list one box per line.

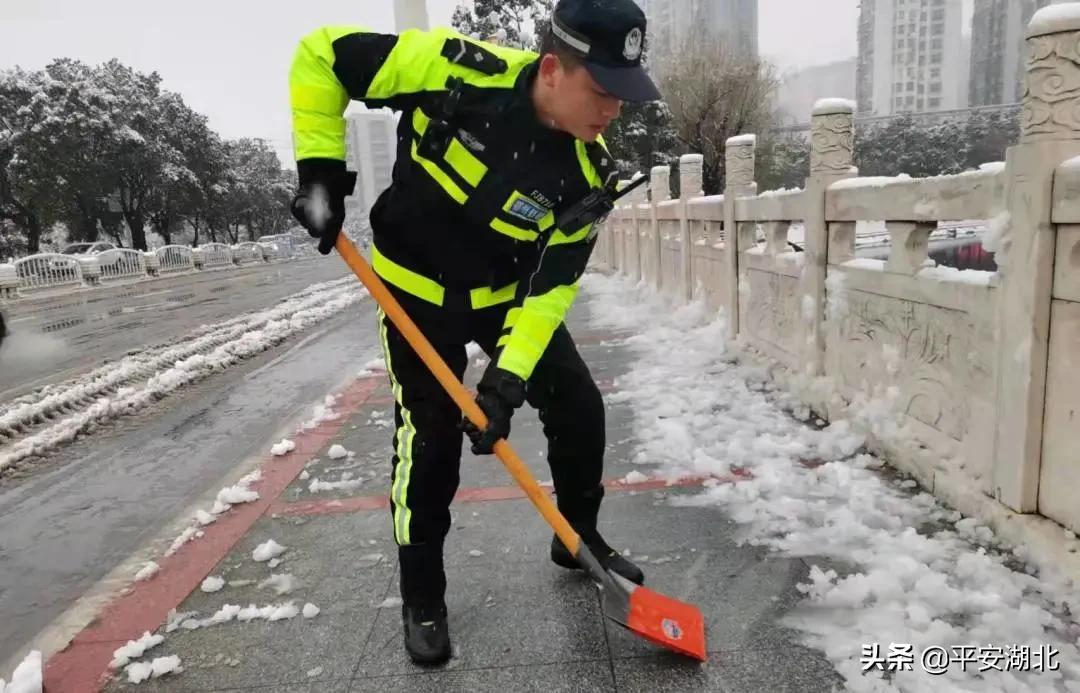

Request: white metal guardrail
left=0, top=234, right=323, bottom=299
left=193, top=242, right=233, bottom=269
left=96, top=248, right=147, bottom=282
left=13, top=253, right=84, bottom=292
left=155, top=245, right=196, bottom=274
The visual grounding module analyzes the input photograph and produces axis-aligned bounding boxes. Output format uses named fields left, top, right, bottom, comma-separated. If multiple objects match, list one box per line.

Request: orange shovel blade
left=624, top=584, right=707, bottom=661
left=598, top=568, right=706, bottom=662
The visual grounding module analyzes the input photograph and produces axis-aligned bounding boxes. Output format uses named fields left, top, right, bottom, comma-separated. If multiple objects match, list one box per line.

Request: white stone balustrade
left=594, top=4, right=1080, bottom=555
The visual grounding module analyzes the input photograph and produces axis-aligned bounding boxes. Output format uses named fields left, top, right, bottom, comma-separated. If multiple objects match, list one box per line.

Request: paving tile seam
left=349, top=572, right=398, bottom=682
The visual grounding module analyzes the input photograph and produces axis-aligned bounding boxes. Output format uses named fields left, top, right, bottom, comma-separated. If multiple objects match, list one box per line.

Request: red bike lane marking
left=269, top=469, right=754, bottom=518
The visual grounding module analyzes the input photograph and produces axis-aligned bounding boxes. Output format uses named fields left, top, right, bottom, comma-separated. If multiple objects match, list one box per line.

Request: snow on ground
left=0, top=278, right=366, bottom=472
left=252, top=539, right=286, bottom=562
left=163, top=470, right=263, bottom=559
left=581, top=271, right=1080, bottom=693
left=0, top=650, right=41, bottom=693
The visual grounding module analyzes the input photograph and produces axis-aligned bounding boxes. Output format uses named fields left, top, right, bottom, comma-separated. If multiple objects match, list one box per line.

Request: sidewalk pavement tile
left=612, top=646, right=845, bottom=692
left=348, top=660, right=615, bottom=692
left=355, top=563, right=608, bottom=678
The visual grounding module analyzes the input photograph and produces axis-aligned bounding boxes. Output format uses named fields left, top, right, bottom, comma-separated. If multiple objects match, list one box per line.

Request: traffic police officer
left=288, top=0, right=660, bottom=665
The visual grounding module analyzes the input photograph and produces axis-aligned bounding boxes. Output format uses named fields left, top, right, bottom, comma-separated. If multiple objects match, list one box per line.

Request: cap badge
left=623, top=27, right=642, bottom=61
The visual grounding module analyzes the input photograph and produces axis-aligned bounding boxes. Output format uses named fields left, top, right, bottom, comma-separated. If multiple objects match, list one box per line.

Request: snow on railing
left=231, top=242, right=265, bottom=265
left=96, top=249, right=147, bottom=282
left=193, top=242, right=232, bottom=269
left=155, top=245, right=196, bottom=274
left=257, top=234, right=296, bottom=261
left=0, top=263, right=18, bottom=298
left=13, top=253, right=84, bottom=292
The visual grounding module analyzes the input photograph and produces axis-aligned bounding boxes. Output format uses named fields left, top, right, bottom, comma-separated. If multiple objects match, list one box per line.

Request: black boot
left=402, top=602, right=451, bottom=665
left=551, top=532, right=645, bottom=585
left=398, top=544, right=451, bottom=665
left=549, top=486, right=645, bottom=585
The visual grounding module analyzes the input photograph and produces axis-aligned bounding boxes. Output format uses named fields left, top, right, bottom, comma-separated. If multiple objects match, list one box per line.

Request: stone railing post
left=992, top=6, right=1080, bottom=512
left=630, top=178, right=648, bottom=282
left=723, top=135, right=757, bottom=338
left=803, top=99, right=856, bottom=374
left=679, top=154, right=704, bottom=301
left=650, top=165, right=671, bottom=292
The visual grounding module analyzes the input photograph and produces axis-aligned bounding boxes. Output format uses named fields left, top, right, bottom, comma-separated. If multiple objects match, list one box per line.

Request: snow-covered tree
left=0, top=67, right=64, bottom=254
left=451, top=0, right=553, bottom=50
left=0, top=58, right=297, bottom=255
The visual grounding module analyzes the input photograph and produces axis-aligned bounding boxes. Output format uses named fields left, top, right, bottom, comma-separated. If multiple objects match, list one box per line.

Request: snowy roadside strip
left=580, top=272, right=1080, bottom=693
left=0, top=277, right=366, bottom=473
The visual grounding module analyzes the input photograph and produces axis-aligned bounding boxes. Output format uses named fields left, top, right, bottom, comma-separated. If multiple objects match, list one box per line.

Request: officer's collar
left=512, top=59, right=575, bottom=144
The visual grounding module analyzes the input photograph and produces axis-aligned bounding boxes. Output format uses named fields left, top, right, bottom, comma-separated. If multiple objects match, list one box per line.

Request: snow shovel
left=333, top=233, right=707, bottom=662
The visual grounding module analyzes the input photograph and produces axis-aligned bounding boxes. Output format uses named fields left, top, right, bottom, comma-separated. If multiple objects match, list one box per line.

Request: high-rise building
left=645, top=0, right=758, bottom=64
left=968, top=0, right=1054, bottom=107
left=856, top=0, right=965, bottom=115
left=345, top=110, right=398, bottom=220
left=776, top=58, right=857, bottom=125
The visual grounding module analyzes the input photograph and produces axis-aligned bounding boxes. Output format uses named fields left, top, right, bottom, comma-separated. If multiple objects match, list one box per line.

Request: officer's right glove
left=290, top=159, right=357, bottom=255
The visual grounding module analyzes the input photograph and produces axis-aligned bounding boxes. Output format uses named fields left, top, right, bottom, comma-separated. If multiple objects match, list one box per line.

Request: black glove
left=290, top=158, right=357, bottom=255
left=462, top=366, right=526, bottom=455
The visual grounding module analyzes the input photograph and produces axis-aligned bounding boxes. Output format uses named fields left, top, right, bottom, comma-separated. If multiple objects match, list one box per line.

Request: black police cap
left=549, top=0, right=662, bottom=102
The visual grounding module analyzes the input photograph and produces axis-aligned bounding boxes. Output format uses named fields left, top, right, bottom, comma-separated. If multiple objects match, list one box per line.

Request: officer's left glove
left=462, top=365, right=526, bottom=455
left=290, top=159, right=357, bottom=255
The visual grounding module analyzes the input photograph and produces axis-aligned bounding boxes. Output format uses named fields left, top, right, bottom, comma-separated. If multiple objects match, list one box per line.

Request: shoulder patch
left=441, top=38, right=508, bottom=76
left=585, top=141, right=619, bottom=191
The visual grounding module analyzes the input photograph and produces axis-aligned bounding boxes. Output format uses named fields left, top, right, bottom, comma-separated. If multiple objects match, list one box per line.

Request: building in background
left=856, top=0, right=965, bottom=115
left=776, top=58, right=857, bottom=125
left=345, top=110, right=398, bottom=220
left=968, top=0, right=1056, bottom=107
left=646, top=0, right=758, bottom=64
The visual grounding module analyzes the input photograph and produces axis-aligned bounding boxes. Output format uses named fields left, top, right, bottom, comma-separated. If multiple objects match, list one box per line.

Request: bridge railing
left=594, top=5, right=1080, bottom=539
left=12, top=253, right=84, bottom=292
left=96, top=248, right=147, bottom=283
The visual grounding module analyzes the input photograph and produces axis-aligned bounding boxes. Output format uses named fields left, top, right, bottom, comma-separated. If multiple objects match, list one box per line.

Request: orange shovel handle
left=335, top=235, right=582, bottom=556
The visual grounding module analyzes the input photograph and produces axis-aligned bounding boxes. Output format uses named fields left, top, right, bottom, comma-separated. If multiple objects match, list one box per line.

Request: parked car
left=59, top=242, right=130, bottom=274
left=60, top=242, right=118, bottom=256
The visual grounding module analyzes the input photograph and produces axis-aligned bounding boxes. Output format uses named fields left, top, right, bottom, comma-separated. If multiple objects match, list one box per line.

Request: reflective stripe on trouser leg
left=378, top=307, right=416, bottom=545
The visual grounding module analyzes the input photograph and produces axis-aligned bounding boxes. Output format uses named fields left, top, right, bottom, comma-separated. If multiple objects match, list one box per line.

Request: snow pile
left=110, top=632, right=164, bottom=669
left=200, top=576, right=225, bottom=593
left=916, top=265, right=996, bottom=286
left=298, top=395, right=341, bottom=432
left=622, top=470, right=649, bottom=484
left=580, top=271, right=1080, bottom=692
left=302, top=603, right=320, bottom=618
left=981, top=211, right=1011, bottom=270
left=326, top=444, right=350, bottom=460
left=253, top=539, right=286, bottom=562
left=164, top=470, right=261, bottom=558
left=0, top=650, right=41, bottom=693
left=133, top=561, right=159, bottom=582
left=258, top=573, right=297, bottom=596
left=0, top=278, right=365, bottom=472
left=1030, top=3, right=1080, bottom=35
left=174, top=601, right=300, bottom=631
left=812, top=97, right=856, bottom=114
left=125, top=655, right=182, bottom=684
left=308, top=477, right=364, bottom=494
left=270, top=438, right=295, bottom=456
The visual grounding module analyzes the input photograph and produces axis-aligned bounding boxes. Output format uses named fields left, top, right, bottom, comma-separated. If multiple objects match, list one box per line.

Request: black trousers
left=376, top=287, right=606, bottom=603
